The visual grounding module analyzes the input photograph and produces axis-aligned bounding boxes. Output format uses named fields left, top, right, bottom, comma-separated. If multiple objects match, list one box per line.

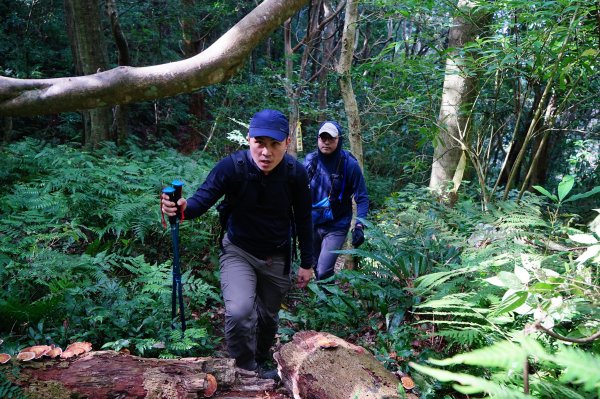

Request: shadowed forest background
left=0, top=0, right=599, bottom=397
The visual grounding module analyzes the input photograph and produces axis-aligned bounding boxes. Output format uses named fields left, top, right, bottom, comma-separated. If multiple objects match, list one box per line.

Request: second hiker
left=304, top=120, right=369, bottom=281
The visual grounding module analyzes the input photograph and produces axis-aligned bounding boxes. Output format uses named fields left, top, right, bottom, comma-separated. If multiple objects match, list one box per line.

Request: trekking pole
left=162, top=180, right=186, bottom=333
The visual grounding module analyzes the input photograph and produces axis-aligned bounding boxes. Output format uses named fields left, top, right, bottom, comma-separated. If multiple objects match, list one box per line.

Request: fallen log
left=274, top=331, right=409, bottom=399
left=3, top=332, right=417, bottom=399
left=3, top=350, right=289, bottom=399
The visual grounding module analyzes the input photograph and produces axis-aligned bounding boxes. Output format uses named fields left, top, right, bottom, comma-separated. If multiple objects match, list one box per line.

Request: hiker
left=161, top=109, right=314, bottom=379
left=304, top=120, right=369, bottom=281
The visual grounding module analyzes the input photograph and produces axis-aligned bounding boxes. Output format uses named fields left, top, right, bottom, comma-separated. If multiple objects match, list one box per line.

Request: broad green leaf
left=557, top=175, right=575, bottom=201
left=521, top=254, right=542, bottom=271
left=581, top=48, right=599, bottom=58
left=568, top=234, right=598, bottom=245
left=532, top=185, right=557, bottom=202
left=451, top=151, right=467, bottom=193
left=575, top=245, right=600, bottom=264
left=485, top=275, right=505, bottom=287
left=497, top=271, right=525, bottom=290
left=491, top=290, right=529, bottom=316
left=514, top=265, right=530, bottom=284
left=529, top=282, right=557, bottom=293
left=563, top=186, right=600, bottom=203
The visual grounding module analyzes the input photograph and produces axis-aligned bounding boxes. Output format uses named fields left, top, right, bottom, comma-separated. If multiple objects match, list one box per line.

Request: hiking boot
left=257, top=363, right=280, bottom=381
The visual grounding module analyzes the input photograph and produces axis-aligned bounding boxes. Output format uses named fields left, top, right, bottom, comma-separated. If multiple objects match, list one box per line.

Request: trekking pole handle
left=162, top=186, right=180, bottom=225
left=171, top=180, right=185, bottom=221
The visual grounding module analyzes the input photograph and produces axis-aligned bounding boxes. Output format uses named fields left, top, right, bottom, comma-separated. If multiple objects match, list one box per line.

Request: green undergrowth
left=285, top=182, right=599, bottom=398
left=0, top=138, right=222, bottom=358
left=1, top=139, right=598, bottom=399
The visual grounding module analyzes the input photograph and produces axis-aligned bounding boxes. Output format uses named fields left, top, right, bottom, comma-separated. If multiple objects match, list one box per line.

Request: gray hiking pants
left=219, top=234, right=291, bottom=370
left=313, top=227, right=348, bottom=280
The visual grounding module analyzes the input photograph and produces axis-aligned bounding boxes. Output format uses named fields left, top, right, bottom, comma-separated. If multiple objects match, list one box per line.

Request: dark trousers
left=313, top=227, right=348, bottom=280
left=219, top=234, right=291, bottom=370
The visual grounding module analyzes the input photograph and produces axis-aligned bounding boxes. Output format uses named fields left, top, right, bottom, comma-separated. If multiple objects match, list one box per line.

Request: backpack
left=307, top=150, right=354, bottom=223
left=216, top=150, right=298, bottom=262
left=307, top=150, right=356, bottom=189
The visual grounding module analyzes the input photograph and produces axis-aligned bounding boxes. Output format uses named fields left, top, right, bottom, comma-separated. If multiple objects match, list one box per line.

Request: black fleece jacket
left=184, top=150, right=314, bottom=269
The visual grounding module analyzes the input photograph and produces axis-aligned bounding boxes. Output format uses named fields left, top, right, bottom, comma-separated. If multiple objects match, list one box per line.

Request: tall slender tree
left=64, top=0, right=112, bottom=149
left=105, top=0, right=130, bottom=144
left=429, top=0, right=489, bottom=195
left=337, top=0, right=363, bottom=167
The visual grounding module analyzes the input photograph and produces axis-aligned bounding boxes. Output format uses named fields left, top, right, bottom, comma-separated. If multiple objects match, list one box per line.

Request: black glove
left=351, top=225, right=365, bottom=248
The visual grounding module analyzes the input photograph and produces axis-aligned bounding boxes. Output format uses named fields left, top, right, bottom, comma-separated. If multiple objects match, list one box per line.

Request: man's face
left=247, top=135, right=290, bottom=175
left=318, top=133, right=339, bottom=155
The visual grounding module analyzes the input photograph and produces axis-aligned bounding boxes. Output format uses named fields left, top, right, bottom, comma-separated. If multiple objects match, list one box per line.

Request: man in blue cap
left=304, top=120, right=369, bottom=281
left=161, top=109, right=314, bottom=379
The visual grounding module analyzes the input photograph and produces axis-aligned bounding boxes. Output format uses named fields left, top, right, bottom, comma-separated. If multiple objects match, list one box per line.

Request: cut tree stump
left=4, top=350, right=289, bottom=399
left=274, top=331, right=404, bottom=399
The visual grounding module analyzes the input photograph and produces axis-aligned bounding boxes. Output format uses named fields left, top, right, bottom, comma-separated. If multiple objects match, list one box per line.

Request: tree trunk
left=429, top=0, right=489, bottom=193
left=180, top=0, right=210, bottom=151
left=518, top=92, right=558, bottom=198
left=105, top=0, right=130, bottom=145
left=336, top=0, right=363, bottom=168
left=495, top=86, right=542, bottom=189
left=7, top=351, right=284, bottom=399
left=286, top=0, right=325, bottom=157
left=64, top=0, right=112, bottom=149
left=274, top=331, right=407, bottom=399
left=336, top=0, right=362, bottom=271
left=284, top=19, right=300, bottom=157
left=0, top=0, right=311, bottom=117
left=317, top=1, right=336, bottom=121
left=2, top=116, right=12, bottom=144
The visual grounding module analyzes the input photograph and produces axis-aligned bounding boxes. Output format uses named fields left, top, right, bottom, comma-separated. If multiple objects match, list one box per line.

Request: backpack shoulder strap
left=217, top=151, right=248, bottom=248
left=285, top=153, right=296, bottom=177
left=231, top=150, right=247, bottom=180
left=283, top=153, right=297, bottom=196
left=228, top=150, right=249, bottom=198
left=344, top=150, right=357, bottom=161
left=306, top=152, right=319, bottom=182
left=333, top=150, right=349, bottom=202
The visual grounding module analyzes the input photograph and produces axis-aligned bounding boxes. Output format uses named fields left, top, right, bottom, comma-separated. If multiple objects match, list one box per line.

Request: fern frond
left=531, top=378, right=588, bottom=399
left=414, top=267, right=475, bottom=294
left=410, top=362, right=530, bottom=399
left=435, top=328, right=484, bottom=347
left=555, top=345, right=600, bottom=392
left=428, top=339, right=530, bottom=370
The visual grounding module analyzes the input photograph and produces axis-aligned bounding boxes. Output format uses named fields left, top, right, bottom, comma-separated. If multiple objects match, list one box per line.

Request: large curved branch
left=0, top=0, right=309, bottom=117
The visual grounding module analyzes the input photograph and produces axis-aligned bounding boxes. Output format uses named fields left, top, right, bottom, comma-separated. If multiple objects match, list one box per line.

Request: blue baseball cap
left=249, top=109, right=289, bottom=142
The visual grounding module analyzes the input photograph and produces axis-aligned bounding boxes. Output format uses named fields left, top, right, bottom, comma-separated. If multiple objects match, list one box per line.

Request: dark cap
left=249, top=109, right=289, bottom=142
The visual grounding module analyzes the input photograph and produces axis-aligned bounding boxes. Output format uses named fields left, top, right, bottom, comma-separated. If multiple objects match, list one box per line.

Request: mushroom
left=203, top=374, right=217, bottom=397
left=45, top=347, right=63, bottom=358
left=16, top=351, right=36, bottom=361
left=21, top=345, right=51, bottom=359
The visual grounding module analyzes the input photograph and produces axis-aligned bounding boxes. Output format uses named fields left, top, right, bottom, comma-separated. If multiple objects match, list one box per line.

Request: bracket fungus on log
left=45, top=347, right=62, bottom=358
left=61, top=341, right=92, bottom=358
left=16, top=351, right=36, bottom=362
left=21, top=345, right=52, bottom=358
left=203, top=373, right=218, bottom=397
